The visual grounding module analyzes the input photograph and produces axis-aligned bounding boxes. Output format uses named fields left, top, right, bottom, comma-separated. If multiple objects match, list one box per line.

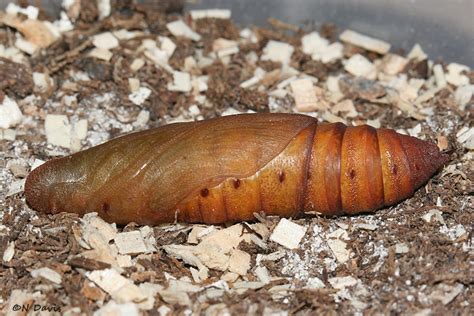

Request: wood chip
left=15, top=37, right=38, bottom=55
left=433, top=64, right=447, bottom=89
left=332, top=99, right=358, bottom=118
left=407, top=43, right=427, bottom=61
left=115, top=231, right=149, bottom=255
left=69, top=256, right=111, bottom=270
left=344, top=54, right=376, bottom=79
left=190, top=9, right=231, bottom=19
left=31, top=267, right=62, bottom=284
left=0, top=96, right=23, bottom=129
left=429, top=283, right=464, bottom=305
left=340, top=30, right=390, bottom=54
left=167, top=20, right=201, bottom=42
left=269, top=218, right=307, bottom=249
left=422, top=209, right=445, bottom=225
left=445, top=63, right=470, bottom=86
left=130, top=58, right=145, bottom=72
left=93, top=32, right=119, bottom=50
left=128, top=78, right=140, bottom=93
left=167, top=71, right=192, bottom=92
left=228, top=249, right=251, bottom=276
left=89, top=48, right=113, bottom=61
left=327, top=239, right=350, bottom=263
left=322, top=111, right=346, bottom=124
left=93, top=301, right=140, bottom=316
left=2, top=241, right=15, bottom=262
left=382, top=54, right=409, bottom=75
left=301, top=32, right=329, bottom=55
left=395, top=243, right=409, bottom=254
left=129, top=87, right=152, bottom=105
left=454, top=85, right=474, bottom=111
left=328, top=276, right=358, bottom=289
left=261, top=40, right=294, bottom=65
left=45, top=114, right=71, bottom=148
left=291, top=78, right=320, bottom=112
left=86, top=269, right=147, bottom=303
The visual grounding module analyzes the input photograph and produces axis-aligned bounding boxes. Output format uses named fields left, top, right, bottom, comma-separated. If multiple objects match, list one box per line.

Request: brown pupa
left=25, top=113, right=449, bottom=225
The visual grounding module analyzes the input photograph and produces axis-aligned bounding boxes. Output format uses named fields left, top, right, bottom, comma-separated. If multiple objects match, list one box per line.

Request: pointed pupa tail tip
left=398, top=134, right=451, bottom=189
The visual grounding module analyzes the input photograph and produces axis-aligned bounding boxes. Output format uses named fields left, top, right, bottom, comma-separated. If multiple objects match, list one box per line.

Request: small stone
left=0, top=96, right=23, bottom=129
left=167, top=20, right=201, bottom=41
left=344, top=54, right=376, bottom=79
left=261, top=40, right=294, bottom=65
left=340, top=30, right=390, bottom=54
left=93, top=32, right=119, bottom=50
left=31, top=267, right=62, bottom=284
left=269, top=218, right=307, bottom=249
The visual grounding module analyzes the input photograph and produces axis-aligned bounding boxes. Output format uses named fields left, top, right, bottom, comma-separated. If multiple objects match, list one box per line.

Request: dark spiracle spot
left=278, top=170, right=285, bottom=183
left=392, top=164, right=398, bottom=175
left=349, top=169, right=356, bottom=179
left=102, top=202, right=110, bottom=213
left=200, top=188, right=209, bottom=197
left=233, top=179, right=241, bottom=189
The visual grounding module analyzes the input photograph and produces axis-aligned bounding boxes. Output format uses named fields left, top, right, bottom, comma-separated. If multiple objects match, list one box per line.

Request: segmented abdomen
left=175, top=122, right=444, bottom=224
